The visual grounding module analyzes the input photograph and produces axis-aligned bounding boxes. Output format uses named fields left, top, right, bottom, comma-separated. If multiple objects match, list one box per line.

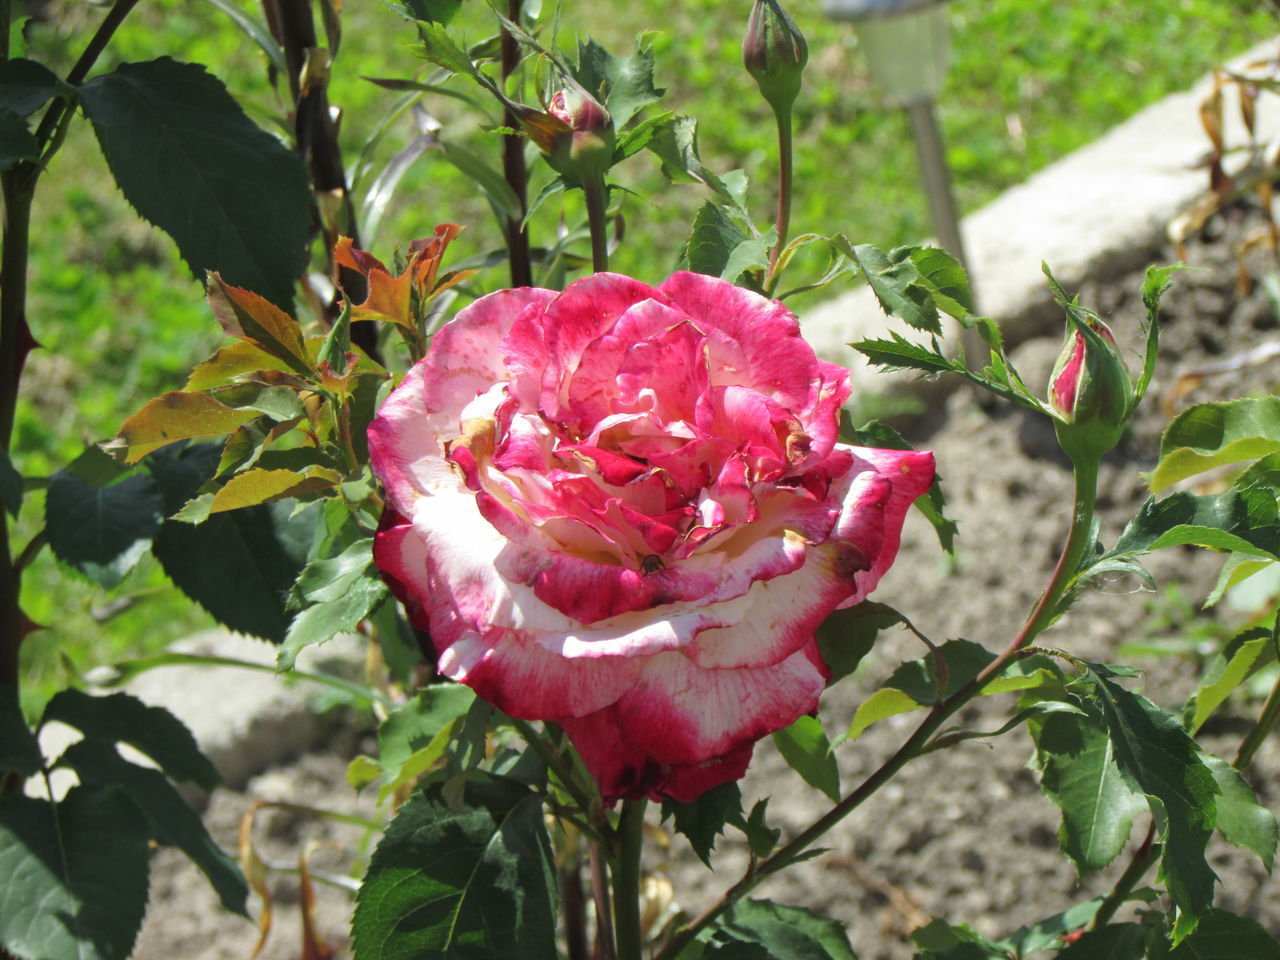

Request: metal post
left=905, top=98, right=967, bottom=273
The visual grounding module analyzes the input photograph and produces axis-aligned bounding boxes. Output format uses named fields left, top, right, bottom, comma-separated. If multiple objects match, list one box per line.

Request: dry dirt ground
left=134, top=199, right=1280, bottom=959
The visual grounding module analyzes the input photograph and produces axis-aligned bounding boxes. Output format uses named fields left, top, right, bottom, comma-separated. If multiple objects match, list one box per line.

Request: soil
left=132, top=199, right=1280, bottom=959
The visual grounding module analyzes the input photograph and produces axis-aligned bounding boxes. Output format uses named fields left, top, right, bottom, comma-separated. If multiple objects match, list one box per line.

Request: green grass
left=9, top=0, right=1279, bottom=714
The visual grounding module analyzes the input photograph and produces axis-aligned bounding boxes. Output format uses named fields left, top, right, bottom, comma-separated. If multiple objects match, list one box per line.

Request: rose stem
left=0, top=0, right=140, bottom=745
left=589, top=841, right=618, bottom=960
left=583, top=175, right=609, bottom=273
left=1233, top=617, right=1280, bottom=771
left=610, top=799, right=647, bottom=960
left=499, top=0, right=533, bottom=287
left=656, top=455, right=1103, bottom=959
left=1088, top=819, right=1158, bottom=931
left=560, top=850, right=591, bottom=960
left=764, top=102, right=793, bottom=296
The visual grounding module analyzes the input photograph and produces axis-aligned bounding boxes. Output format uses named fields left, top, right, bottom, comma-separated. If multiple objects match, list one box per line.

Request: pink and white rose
left=368, top=271, right=934, bottom=801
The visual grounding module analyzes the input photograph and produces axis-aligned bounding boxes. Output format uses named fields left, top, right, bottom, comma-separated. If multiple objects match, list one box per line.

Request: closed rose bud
left=1047, top=316, right=1133, bottom=462
left=743, top=0, right=808, bottom=114
left=547, top=88, right=615, bottom=182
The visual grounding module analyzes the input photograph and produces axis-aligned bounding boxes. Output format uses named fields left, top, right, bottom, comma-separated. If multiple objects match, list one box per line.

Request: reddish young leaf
left=105, top=391, right=259, bottom=464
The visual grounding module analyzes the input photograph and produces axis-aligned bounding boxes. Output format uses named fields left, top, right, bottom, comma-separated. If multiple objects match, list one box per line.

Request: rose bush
left=368, top=271, right=934, bottom=801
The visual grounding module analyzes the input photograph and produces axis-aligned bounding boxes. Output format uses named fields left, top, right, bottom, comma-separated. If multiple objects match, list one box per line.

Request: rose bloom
left=369, top=272, right=934, bottom=802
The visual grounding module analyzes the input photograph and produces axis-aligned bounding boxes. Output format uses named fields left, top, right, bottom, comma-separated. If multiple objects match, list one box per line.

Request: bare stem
left=583, top=176, right=609, bottom=274
left=500, top=0, right=532, bottom=287
left=765, top=104, right=793, bottom=294
left=611, top=800, right=646, bottom=960
left=590, top=841, right=617, bottom=960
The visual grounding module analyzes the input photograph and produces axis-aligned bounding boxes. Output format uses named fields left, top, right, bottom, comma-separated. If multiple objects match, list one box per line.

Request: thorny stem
left=583, top=175, right=609, bottom=274
left=611, top=800, right=647, bottom=960
left=500, top=0, right=533, bottom=287
left=1234, top=617, right=1280, bottom=771
left=1089, top=819, right=1158, bottom=931
left=765, top=104, right=793, bottom=294
left=657, top=454, right=1103, bottom=958
left=0, top=0, right=140, bottom=717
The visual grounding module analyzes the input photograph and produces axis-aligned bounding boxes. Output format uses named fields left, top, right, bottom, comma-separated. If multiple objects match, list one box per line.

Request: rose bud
left=369, top=271, right=934, bottom=802
left=1047, top=315, right=1134, bottom=461
left=547, top=87, right=615, bottom=182
left=743, top=0, right=808, bottom=114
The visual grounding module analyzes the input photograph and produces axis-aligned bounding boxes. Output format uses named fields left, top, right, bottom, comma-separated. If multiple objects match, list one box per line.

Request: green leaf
left=683, top=201, right=748, bottom=279
left=439, top=141, right=522, bottom=221
left=1055, top=924, right=1146, bottom=959
left=1081, top=667, right=1219, bottom=938
left=1203, top=756, right=1277, bottom=871
left=850, top=332, right=958, bottom=378
left=0, top=786, right=150, bottom=960
left=416, top=20, right=483, bottom=77
left=0, top=58, right=61, bottom=116
left=0, top=447, right=22, bottom=518
left=0, top=684, right=41, bottom=776
left=661, top=782, right=744, bottom=867
left=707, top=899, right=856, bottom=960
left=1133, top=264, right=1181, bottom=407
left=44, top=471, right=162, bottom=587
left=1184, top=627, right=1276, bottom=733
left=106, top=390, right=260, bottom=464
left=1166, top=908, right=1280, bottom=958
left=817, top=601, right=903, bottom=684
left=41, top=689, right=220, bottom=791
left=645, top=115, right=742, bottom=210
left=377, top=684, right=477, bottom=783
left=910, top=918, right=1008, bottom=959
left=841, top=240, right=941, bottom=334
left=78, top=58, right=311, bottom=309
left=573, top=36, right=664, bottom=128
left=773, top=716, right=840, bottom=802
left=56, top=739, right=248, bottom=915
left=1029, top=709, right=1147, bottom=873
left=0, top=107, right=40, bottom=170
left=148, top=444, right=308, bottom=642
left=848, top=640, right=1058, bottom=740
left=352, top=776, right=558, bottom=959
left=204, top=0, right=287, bottom=74
left=721, top=231, right=775, bottom=284
left=1152, top=397, right=1280, bottom=492
left=1000, top=897, right=1104, bottom=956
left=397, top=0, right=462, bottom=24
left=291, top=538, right=375, bottom=605
left=732, top=798, right=781, bottom=859
left=1110, top=486, right=1280, bottom=562
left=277, top=574, right=388, bottom=670
left=908, top=246, right=973, bottom=319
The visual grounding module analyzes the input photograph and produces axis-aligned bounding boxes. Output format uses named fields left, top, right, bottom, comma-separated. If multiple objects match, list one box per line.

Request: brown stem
left=589, top=841, right=617, bottom=960
left=264, top=0, right=379, bottom=360
left=1089, top=819, right=1158, bottom=930
left=560, top=855, right=590, bottom=960
left=500, top=0, right=532, bottom=287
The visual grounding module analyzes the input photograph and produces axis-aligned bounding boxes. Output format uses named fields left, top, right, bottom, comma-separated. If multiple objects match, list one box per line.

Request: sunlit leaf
left=1203, top=756, right=1277, bottom=871
left=817, top=601, right=903, bottom=684
left=1152, top=397, right=1280, bottom=492
left=1166, top=909, right=1280, bottom=958
left=573, top=36, right=663, bottom=128
left=1184, top=627, right=1276, bottom=733
left=840, top=240, right=941, bottom=334
left=106, top=391, right=259, bottom=464
left=773, top=715, right=840, bottom=802
left=277, top=574, right=388, bottom=670
left=185, top=340, right=292, bottom=391
left=206, top=274, right=312, bottom=377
